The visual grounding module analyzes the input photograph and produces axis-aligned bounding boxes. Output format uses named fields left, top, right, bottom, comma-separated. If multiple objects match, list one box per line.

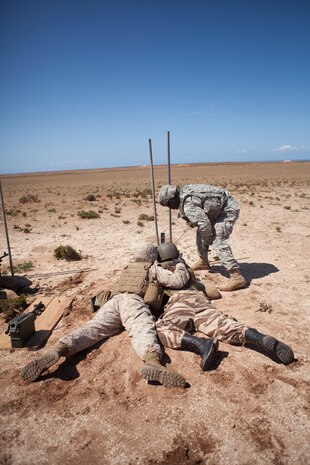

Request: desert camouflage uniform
left=59, top=293, right=161, bottom=360
left=58, top=260, right=190, bottom=361
left=149, top=261, right=248, bottom=348
left=179, top=184, right=240, bottom=271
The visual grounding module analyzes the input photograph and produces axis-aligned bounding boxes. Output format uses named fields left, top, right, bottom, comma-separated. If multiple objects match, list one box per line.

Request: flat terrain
left=0, top=161, right=309, bottom=465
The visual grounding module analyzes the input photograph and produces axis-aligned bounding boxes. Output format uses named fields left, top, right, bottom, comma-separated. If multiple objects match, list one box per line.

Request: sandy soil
left=0, top=161, right=309, bottom=465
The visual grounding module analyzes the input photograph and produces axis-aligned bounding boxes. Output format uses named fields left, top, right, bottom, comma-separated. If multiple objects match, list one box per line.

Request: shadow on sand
left=211, top=262, right=279, bottom=284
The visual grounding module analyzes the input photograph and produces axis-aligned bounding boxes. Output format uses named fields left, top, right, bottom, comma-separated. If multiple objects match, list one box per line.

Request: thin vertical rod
left=0, top=178, right=14, bottom=275
left=167, top=131, right=172, bottom=242
left=148, top=139, right=160, bottom=245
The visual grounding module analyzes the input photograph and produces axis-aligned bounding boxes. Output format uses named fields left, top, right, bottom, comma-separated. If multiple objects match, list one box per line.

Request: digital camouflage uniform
left=149, top=261, right=248, bottom=348
left=178, top=184, right=240, bottom=271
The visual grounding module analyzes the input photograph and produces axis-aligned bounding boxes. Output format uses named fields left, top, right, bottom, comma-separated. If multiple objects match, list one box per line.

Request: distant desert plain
left=0, top=161, right=309, bottom=465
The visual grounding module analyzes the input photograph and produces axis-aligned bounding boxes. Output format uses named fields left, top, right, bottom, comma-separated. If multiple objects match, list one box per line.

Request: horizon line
left=1, top=158, right=310, bottom=177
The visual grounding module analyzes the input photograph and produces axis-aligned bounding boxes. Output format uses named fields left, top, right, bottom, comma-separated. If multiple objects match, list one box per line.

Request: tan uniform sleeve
left=149, top=262, right=190, bottom=289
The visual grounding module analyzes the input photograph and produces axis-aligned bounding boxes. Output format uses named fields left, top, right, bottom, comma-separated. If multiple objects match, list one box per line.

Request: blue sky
left=0, top=0, right=309, bottom=174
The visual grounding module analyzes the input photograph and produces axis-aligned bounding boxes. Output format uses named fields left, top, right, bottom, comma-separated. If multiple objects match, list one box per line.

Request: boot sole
left=200, top=339, right=219, bottom=371
left=139, top=364, right=186, bottom=388
left=21, top=352, right=60, bottom=383
left=262, top=336, right=295, bottom=365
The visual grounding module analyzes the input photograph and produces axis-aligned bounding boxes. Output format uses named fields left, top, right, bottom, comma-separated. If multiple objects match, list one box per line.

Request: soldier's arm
left=149, top=262, right=190, bottom=289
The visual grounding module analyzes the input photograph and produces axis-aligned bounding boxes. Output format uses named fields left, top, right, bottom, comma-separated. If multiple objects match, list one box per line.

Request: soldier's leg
left=196, top=307, right=248, bottom=344
left=191, top=292, right=248, bottom=344
left=119, top=294, right=162, bottom=358
left=156, top=317, right=188, bottom=348
left=194, top=300, right=295, bottom=364
left=156, top=293, right=217, bottom=371
left=59, top=296, right=122, bottom=356
left=212, top=215, right=246, bottom=291
left=21, top=296, right=123, bottom=382
left=192, top=227, right=211, bottom=270
left=155, top=295, right=195, bottom=349
left=120, top=294, right=186, bottom=388
left=212, top=218, right=238, bottom=271
left=244, top=328, right=295, bottom=364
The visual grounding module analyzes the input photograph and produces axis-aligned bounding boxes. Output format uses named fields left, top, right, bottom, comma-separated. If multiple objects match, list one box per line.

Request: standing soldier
left=158, top=184, right=246, bottom=291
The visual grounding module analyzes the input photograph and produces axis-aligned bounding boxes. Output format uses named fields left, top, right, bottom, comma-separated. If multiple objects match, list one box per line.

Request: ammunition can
left=7, top=313, right=36, bottom=348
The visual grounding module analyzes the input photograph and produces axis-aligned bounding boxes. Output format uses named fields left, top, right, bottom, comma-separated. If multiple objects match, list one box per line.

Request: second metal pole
left=167, top=131, right=172, bottom=242
left=148, top=139, right=160, bottom=246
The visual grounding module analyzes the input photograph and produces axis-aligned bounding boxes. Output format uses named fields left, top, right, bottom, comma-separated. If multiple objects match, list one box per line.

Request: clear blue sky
left=0, top=0, right=309, bottom=174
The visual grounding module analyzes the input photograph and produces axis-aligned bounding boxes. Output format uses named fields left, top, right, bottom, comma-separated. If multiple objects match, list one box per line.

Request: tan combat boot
left=139, top=352, right=187, bottom=388
left=218, top=268, right=246, bottom=291
left=21, top=342, right=69, bottom=383
left=203, top=279, right=222, bottom=300
left=191, top=256, right=210, bottom=271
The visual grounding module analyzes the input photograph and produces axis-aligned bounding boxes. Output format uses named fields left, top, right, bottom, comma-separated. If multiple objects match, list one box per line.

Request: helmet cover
left=158, top=185, right=177, bottom=206
left=157, top=242, right=179, bottom=262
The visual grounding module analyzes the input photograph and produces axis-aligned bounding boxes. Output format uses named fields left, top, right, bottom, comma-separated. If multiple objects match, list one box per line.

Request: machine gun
left=5, top=301, right=45, bottom=348
left=0, top=251, right=8, bottom=275
left=0, top=251, right=8, bottom=262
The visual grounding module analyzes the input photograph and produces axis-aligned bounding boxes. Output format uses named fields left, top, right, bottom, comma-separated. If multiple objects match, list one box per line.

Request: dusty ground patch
left=0, top=162, right=309, bottom=465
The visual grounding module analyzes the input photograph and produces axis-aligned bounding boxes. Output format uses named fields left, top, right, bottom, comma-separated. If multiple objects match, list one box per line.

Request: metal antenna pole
left=167, top=130, right=172, bottom=242
left=148, top=139, right=160, bottom=245
left=0, top=178, right=14, bottom=275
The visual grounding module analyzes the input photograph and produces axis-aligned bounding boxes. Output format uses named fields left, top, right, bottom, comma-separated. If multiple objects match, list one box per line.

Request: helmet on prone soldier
left=157, top=242, right=179, bottom=262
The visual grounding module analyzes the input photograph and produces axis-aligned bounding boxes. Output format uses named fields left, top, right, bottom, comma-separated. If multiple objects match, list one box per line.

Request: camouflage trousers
left=197, top=195, right=240, bottom=271
left=156, top=290, right=248, bottom=348
left=59, top=293, right=161, bottom=360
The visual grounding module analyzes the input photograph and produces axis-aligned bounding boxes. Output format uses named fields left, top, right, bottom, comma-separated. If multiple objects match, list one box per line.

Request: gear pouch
left=144, top=281, right=164, bottom=313
left=91, top=289, right=111, bottom=312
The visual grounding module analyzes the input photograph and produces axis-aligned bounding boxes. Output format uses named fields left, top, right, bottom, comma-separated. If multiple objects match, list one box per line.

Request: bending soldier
left=158, top=183, right=246, bottom=291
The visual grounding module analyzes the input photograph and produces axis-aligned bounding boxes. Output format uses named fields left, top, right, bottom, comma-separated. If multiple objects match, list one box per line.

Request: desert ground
left=0, top=161, right=309, bottom=465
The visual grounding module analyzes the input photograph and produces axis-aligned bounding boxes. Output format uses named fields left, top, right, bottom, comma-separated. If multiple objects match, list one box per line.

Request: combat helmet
left=158, top=185, right=178, bottom=206
left=157, top=242, right=179, bottom=262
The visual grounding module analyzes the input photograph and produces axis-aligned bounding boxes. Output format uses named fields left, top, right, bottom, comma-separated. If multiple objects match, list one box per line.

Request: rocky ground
left=0, top=161, right=309, bottom=465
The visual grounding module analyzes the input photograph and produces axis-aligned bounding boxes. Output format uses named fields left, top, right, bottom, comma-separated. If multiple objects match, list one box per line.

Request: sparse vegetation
left=13, top=224, right=32, bottom=234
left=78, top=210, right=100, bottom=219
left=85, top=194, right=96, bottom=201
left=256, top=301, right=273, bottom=314
left=5, top=208, right=22, bottom=216
left=138, top=214, right=154, bottom=221
left=0, top=295, right=28, bottom=322
left=13, top=262, right=34, bottom=273
left=19, top=194, right=41, bottom=204
left=53, top=245, right=81, bottom=261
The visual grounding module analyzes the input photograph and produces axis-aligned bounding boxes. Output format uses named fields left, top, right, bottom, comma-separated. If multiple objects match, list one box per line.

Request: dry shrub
left=85, top=194, right=96, bottom=201
left=78, top=210, right=100, bottom=219
left=0, top=295, right=28, bottom=322
left=19, top=194, right=40, bottom=204
left=54, top=245, right=81, bottom=261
